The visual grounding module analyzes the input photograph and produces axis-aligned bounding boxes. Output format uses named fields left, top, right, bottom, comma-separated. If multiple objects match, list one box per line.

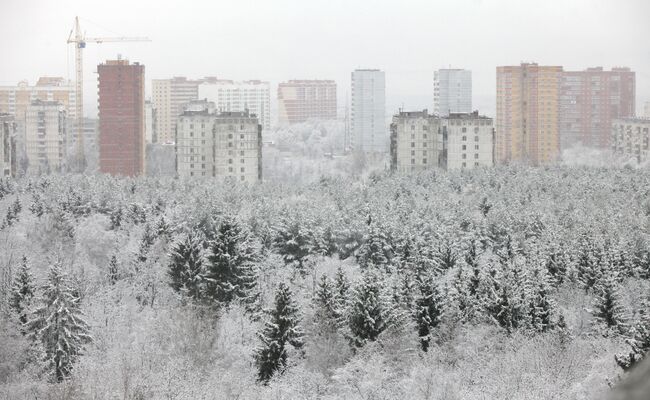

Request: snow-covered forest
left=1, top=166, right=649, bottom=399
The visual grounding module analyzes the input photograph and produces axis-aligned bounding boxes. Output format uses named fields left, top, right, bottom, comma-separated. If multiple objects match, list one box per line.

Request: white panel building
left=434, top=69, right=472, bottom=117
left=151, top=77, right=201, bottom=144
left=389, top=110, right=440, bottom=173
left=612, top=118, right=650, bottom=164
left=351, top=69, right=386, bottom=154
left=442, top=111, right=493, bottom=170
left=198, top=79, right=271, bottom=132
left=24, top=100, right=67, bottom=174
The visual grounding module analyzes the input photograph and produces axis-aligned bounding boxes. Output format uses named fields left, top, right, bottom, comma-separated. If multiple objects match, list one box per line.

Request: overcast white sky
left=1, top=0, right=648, bottom=118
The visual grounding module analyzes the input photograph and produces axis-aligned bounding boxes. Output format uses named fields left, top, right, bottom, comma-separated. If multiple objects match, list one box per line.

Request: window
left=462, top=136, right=467, bottom=141
left=240, top=134, right=244, bottom=139
left=462, top=127, right=467, bottom=133
left=474, top=154, right=479, bottom=159
left=190, top=164, right=194, bottom=168
left=462, top=162, right=466, bottom=168
left=228, top=159, right=233, bottom=164
left=423, top=125, right=428, bottom=131
left=202, top=163, right=206, bottom=169
left=411, top=125, right=415, bottom=131
left=228, top=167, right=233, bottom=172
left=411, top=150, right=415, bottom=156
left=474, top=127, right=479, bottom=133
left=475, top=145, right=479, bottom=150
left=241, top=167, right=245, bottom=172
left=423, top=134, right=427, bottom=139
left=241, top=159, right=245, bottom=163
left=462, top=144, right=466, bottom=150
left=474, top=136, right=479, bottom=142
left=423, top=142, right=427, bottom=147
left=422, top=158, right=427, bottom=164
left=462, top=154, right=466, bottom=159
left=475, top=162, right=479, bottom=167
left=241, top=176, right=245, bottom=181
left=228, top=133, right=233, bottom=139
left=411, top=159, right=415, bottom=164
left=411, top=142, right=415, bottom=148
left=240, top=151, right=245, bottom=156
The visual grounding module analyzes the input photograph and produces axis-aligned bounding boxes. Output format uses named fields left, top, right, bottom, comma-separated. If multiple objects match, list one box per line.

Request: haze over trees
left=0, top=166, right=649, bottom=399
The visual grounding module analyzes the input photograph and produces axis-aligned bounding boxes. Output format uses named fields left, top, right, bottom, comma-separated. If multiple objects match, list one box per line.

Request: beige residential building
left=442, top=112, right=494, bottom=169
left=176, top=100, right=262, bottom=183
left=277, top=80, right=337, bottom=124
left=389, top=110, right=440, bottom=173
left=0, top=114, right=16, bottom=176
left=0, top=77, right=76, bottom=120
left=496, top=63, right=562, bottom=165
left=151, top=77, right=201, bottom=144
left=198, top=79, right=271, bottom=132
left=612, top=118, right=650, bottom=163
left=25, top=100, right=67, bottom=174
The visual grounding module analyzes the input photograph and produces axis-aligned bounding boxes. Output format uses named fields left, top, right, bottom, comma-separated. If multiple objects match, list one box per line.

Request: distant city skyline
left=0, top=0, right=648, bottom=120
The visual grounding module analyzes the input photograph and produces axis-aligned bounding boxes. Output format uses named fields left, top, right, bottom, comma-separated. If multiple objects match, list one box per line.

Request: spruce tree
left=592, top=274, right=628, bottom=335
left=347, top=272, right=392, bottom=348
left=356, top=223, right=393, bottom=269
left=107, top=255, right=119, bottom=285
left=435, top=241, right=458, bottom=272
left=615, top=294, right=650, bottom=371
left=465, top=240, right=481, bottom=297
left=205, top=218, right=259, bottom=306
left=526, top=267, right=556, bottom=333
left=255, top=283, right=304, bottom=383
left=168, top=232, right=205, bottom=301
left=10, top=256, right=36, bottom=325
left=27, top=264, right=92, bottom=382
left=413, top=273, right=444, bottom=351
left=313, top=275, right=341, bottom=329
left=274, top=218, right=312, bottom=271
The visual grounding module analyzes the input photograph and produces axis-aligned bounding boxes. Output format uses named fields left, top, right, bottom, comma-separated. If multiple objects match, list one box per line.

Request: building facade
left=97, top=59, right=145, bottom=177
left=151, top=77, right=201, bottom=144
left=560, top=67, right=635, bottom=150
left=0, top=114, right=16, bottom=177
left=198, top=79, right=270, bottom=131
left=277, top=80, right=337, bottom=124
left=645, top=101, right=650, bottom=118
left=176, top=100, right=262, bottom=183
left=351, top=69, right=386, bottom=154
left=0, top=77, right=76, bottom=120
left=389, top=110, right=440, bottom=173
left=24, top=100, right=67, bottom=174
left=612, top=118, right=650, bottom=163
left=145, top=100, right=157, bottom=144
left=496, top=63, right=562, bottom=165
left=434, top=69, right=472, bottom=116
left=442, top=111, right=493, bottom=170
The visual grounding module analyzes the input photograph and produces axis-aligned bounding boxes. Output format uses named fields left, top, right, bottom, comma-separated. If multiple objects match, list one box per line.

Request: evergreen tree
left=205, top=218, right=259, bottom=306
left=107, top=255, right=119, bottom=285
left=168, top=232, right=205, bottom=301
left=274, top=218, right=313, bottom=271
left=29, top=194, right=44, bottom=217
left=136, top=224, right=156, bottom=264
left=592, top=274, right=628, bottom=335
left=347, top=272, right=392, bottom=348
left=109, top=207, right=123, bottom=230
left=255, top=283, right=304, bottom=383
left=526, top=267, right=556, bottom=333
left=313, top=275, right=341, bottom=328
left=10, top=256, right=36, bottom=325
left=435, top=241, right=458, bottom=272
left=615, top=294, right=650, bottom=371
left=413, top=273, right=444, bottom=351
left=465, top=240, right=481, bottom=297
left=356, top=223, right=393, bottom=269
left=27, top=264, right=92, bottom=382
left=576, top=236, right=604, bottom=292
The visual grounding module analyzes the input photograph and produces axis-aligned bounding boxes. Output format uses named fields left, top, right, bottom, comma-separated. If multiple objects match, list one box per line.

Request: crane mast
left=67, top=16, right=149, bottom=172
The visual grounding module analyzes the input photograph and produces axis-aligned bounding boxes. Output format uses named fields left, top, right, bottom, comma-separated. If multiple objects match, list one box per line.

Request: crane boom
left=67, top=16, right=150, bottom=172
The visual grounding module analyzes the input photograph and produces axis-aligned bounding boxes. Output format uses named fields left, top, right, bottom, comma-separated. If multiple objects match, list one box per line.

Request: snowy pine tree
left=255, top=283, right=304, bottom=383
left=526, top=267, right=556, bottom=333
left=107, top=255, right=119, bottom=285
left=26, top=264, right=91, bottom=382
left=413, top=273, right=444, bottom=351
left=274, top=218, right=313, bottom=272
left=347, top=272, right=392, bottom=348
left=168, top=232, right=205, bottom=301
left=356, top=223, right=393, bottom=269
left=615, top=293, right=650, bottom=371
left=205, top=218, right=259, bottom=307
left=592, top=274, right=629, bottom=335
left=10, top=256, right=36, bottom=325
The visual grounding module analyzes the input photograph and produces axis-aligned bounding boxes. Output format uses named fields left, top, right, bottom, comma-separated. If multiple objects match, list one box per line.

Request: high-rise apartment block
left=390, top=109, right=493, bottom=173
left=145, top=100, right=157, bottom=144
left=496, top=63, right=562, bottom=165
left=0, top=114, right=16, bottom=177
left=176, top=99, right=262, bottom=183
left=612, top=118, right=650, bottom=163
left=560, top=67, right=635, bottom=149
left=351, top=69, right=386, bottom=154
left=151, top=77, right=201, bottom=144
left=97, top=59, right=145, bottom=177
left=277, top=80, right=337, bottom=124
left=24, top=100, right=67, bottom=174
left=0, top=78, right=76, bottom=120
left=644, top=101, right=650, bottom=118
left=434, top=69, right=472, bottom=116
left=389, top=110, right=440, bottom=173
left=198, top=79, right=270, bottom=132
left=442, top=111, right=493, bottom=170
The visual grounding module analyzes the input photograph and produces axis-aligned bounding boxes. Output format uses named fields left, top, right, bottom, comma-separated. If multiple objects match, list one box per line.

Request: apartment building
left=98, top=59, right=146, bottom=177
left=434, top=69, right=472, bottom=116
left=151, top=77, right=201, bottom=144
left=176, top=99, right=262, bottom=183
left=24, top=100, right=67, bottom=174
left=0, top=114, right=16, bottom=177
left=277, top=80, right=337, bottom=124
left=560, top=67, right=635, bottom=150
left=389, top=110, right=440, bottom=173
left=496, top=63, right=562, bottom=165
left=612, top=118, right=650, bottom=163
left=0, top=77, right=76, bottom=120
left=351, top=69, right=386, bottom=154
left=442, top=111, right=493, bottom=169
left=198, top=79, right=270, bottom=131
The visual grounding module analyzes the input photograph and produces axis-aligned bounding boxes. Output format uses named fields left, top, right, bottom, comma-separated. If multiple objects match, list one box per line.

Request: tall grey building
left=351, top=69, right=386, bottom=154
left=434, top=69, right=472, bottom=116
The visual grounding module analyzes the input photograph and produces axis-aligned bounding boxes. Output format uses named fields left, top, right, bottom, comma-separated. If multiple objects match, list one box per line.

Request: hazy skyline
left=1, top=0, right=649, bottom=118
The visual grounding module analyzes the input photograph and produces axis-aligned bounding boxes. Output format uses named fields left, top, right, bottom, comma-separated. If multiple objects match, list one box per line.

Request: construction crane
left=67, top=16, right=150, bottom=171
